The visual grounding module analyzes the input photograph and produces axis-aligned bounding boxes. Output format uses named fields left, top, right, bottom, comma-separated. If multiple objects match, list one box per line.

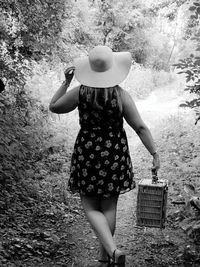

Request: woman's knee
left=100, top=194, right=119, bottom=212
left=80, top=194, right=101, bottom=211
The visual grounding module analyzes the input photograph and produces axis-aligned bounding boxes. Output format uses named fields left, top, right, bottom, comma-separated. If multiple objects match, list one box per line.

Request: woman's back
left=78, top=85, right=123, bottom=131
left=68, top=84, right=135, bottom=197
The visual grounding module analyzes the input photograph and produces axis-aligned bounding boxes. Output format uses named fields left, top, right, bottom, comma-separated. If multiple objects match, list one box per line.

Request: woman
left=49, top=46, right=160, bottom=267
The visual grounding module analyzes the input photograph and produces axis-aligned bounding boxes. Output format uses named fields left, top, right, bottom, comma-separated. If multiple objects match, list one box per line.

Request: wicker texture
left=136, top=179, right=168, bottom=229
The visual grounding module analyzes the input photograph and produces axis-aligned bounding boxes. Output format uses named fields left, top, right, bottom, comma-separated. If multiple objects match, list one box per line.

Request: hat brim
left=74, top=52, right=132, bottom=88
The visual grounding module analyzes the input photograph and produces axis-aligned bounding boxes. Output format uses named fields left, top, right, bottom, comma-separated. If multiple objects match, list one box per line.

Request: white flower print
left=121, top=165, right=125, bottom=170
left=105, top=160, right=110, bottom=165
left=95, top=162, right=101, bottom=169
left=124, top=181, right=129, bottom=187
left=81, top=137, right=85, bottom=142
left=80, top=87, right=85, bottom=94
left=77, top=181, right=81, bottom=187
left=78, top=147, right=83, bottom=153
left=121, top=138, right=126, bottom=144
left=111, top=99, right=117, bottom=107
left=82, top=169, right=88, bottom=177
left=83, top=113, right=89, bottom=120
left=112, top=174, right=117, bottom=180
left=86, top=161, right=91, bottom=167
left=71, top=166, right=76, bottom=172
left=117, top=133, right=121, bottom=138
left=121, top=156, right=125, bottom=161
left=78, top=155, right=84, bottom=161
left=99, top=170, right=107, bottom=177
left=77, top=164, right=80, bottom=169
left=95, top=146, right=101, bottom=151
left=90, top=154, right=95, bottom=159
left=98, top=189, right=103, bottom=194
left=91, top=176, right=96, bottom=181
left=104, top=151, right=109, bottom=156
left=123, top=145, right=127, bottom=152
left=93, top=111, right=99, bottom=118
left=97, top=137, right=103, bottom=142
left=98, top=180, right=104, bottom=185
left=108, top=183, right=114, bottom=191
left=73, top=159, right=77, bottom=164
left=70, top=178, right=74, bottom=183
left=115, top=155, right=119, bottom=160
left=86, top=94, right=91, bottom=101
left=115, top=144, right=119, bottom=150
left=111, top=162, right=118, bottom=170
left=85, top=141, right=93, bottom=149
left=109, top=132, right=114, bottom=137
left=101, top=151, right=105, bottom=157
left=105, top=140, right=112, bottom=148
left=81, top=180, right=86, bottom=185
left=120, top=174, right=125, bottom=180
left=91, top=133, right=96, bottom=138
left=87, top=184, right=94, bottom=192
left=116, top=186, right=120, bottom=192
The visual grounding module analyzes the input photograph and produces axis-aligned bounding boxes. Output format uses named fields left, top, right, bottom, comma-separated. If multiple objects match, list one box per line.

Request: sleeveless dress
left=67, top=85, right=135, bottom=198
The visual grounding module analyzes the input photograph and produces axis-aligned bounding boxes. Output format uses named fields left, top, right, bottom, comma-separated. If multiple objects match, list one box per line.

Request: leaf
left=189, top=6, right=196, bottom=11
left=180, top=103, right=189, bottom=108
left=184, top=184, right=195, bottom=196
left=195, top=60, right=200, bottom=66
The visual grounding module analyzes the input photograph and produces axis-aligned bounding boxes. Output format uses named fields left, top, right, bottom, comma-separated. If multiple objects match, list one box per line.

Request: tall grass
left=121, top=63, right=177, bottom=100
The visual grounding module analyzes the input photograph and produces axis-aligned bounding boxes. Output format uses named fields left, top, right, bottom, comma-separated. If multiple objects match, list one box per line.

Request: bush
left=121, top=63, right=176, bottom=100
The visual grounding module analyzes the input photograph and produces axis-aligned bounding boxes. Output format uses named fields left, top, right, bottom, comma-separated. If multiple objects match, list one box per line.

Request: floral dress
left=68, top=85, right=135, bottom=197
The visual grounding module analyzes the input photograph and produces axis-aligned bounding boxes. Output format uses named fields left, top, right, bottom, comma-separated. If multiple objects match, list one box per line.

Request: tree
left=0, top=0, right=67, bottom=90
left=174, top=1, right=200, bottom=124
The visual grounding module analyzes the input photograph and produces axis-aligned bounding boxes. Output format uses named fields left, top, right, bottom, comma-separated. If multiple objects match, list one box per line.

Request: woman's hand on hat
left=64, top=66, right=75, bottom=83
left=152, top=152, right=160, bottom=171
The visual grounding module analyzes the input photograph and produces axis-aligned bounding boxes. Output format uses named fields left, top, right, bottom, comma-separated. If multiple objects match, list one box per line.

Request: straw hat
left=74, top=45, right=132, bottom=88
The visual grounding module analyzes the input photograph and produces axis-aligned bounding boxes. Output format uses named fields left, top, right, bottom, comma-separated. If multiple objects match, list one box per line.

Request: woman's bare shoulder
left=118, top=86, right=133, bottom=104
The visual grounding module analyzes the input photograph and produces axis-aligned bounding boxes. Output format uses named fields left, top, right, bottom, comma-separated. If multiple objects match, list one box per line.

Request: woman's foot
left=97, top=259, right=111, bottom=267
left=111, top=249, right=126, bottom=267
left=97, top=254, right=111, bottom=267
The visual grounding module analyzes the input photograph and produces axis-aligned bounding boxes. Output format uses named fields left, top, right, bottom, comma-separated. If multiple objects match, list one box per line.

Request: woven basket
left=136, top=171, right=168, bottom=229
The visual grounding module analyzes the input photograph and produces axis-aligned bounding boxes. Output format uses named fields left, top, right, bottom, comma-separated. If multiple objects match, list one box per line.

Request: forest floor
left=1, top=82, right=200, bottom=267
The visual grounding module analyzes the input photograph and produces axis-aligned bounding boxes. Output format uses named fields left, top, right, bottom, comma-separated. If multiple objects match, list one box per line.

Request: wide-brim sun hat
left=74, top=45, right=132, bottom=88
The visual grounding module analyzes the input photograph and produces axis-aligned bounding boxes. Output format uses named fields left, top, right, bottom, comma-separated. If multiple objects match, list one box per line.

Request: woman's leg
left=80, top=194, right=117, bottom=258
left=99, top=194, right=119, bottom=260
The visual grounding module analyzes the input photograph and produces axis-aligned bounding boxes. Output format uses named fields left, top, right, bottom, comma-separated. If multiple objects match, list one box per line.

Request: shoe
left=98, top=258, right=111, bottom=267
left=111, top=249, right=126, bottom=266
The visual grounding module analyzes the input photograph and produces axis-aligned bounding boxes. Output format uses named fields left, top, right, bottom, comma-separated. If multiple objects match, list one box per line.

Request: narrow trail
left=115, top=83, right=191, bottom=266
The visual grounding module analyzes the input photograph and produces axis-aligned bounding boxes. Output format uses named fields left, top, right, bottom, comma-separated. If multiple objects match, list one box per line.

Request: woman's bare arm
left=49, top=84, right=79, bottom=114
left=121, top=88, right=160, bottom=169
left=49, top=66, right=79, bottom=114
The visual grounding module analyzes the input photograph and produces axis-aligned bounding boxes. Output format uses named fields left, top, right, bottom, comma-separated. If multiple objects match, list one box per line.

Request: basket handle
left=152, top=169, right=158, bottom=183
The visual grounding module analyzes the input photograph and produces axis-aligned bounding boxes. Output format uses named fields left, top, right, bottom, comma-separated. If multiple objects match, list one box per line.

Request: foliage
left=174, top=1, right=200, bottom=124
left=0, top=0, right=69, bottom=94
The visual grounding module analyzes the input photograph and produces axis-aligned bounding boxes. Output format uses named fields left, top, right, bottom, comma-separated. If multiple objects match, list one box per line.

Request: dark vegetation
left=0, top=0, right=200, bottom=266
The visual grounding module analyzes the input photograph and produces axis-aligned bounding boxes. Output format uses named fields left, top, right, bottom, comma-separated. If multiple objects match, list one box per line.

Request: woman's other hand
left=152, top=153, right=160, bottom=171
left=64, top=66, right=75, bottom=83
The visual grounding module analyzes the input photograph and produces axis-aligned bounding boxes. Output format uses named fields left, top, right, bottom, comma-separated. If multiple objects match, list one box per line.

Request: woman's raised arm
left=49, top=85, right=79, bottom=114
left=49, top=67, right=79, bottom=114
